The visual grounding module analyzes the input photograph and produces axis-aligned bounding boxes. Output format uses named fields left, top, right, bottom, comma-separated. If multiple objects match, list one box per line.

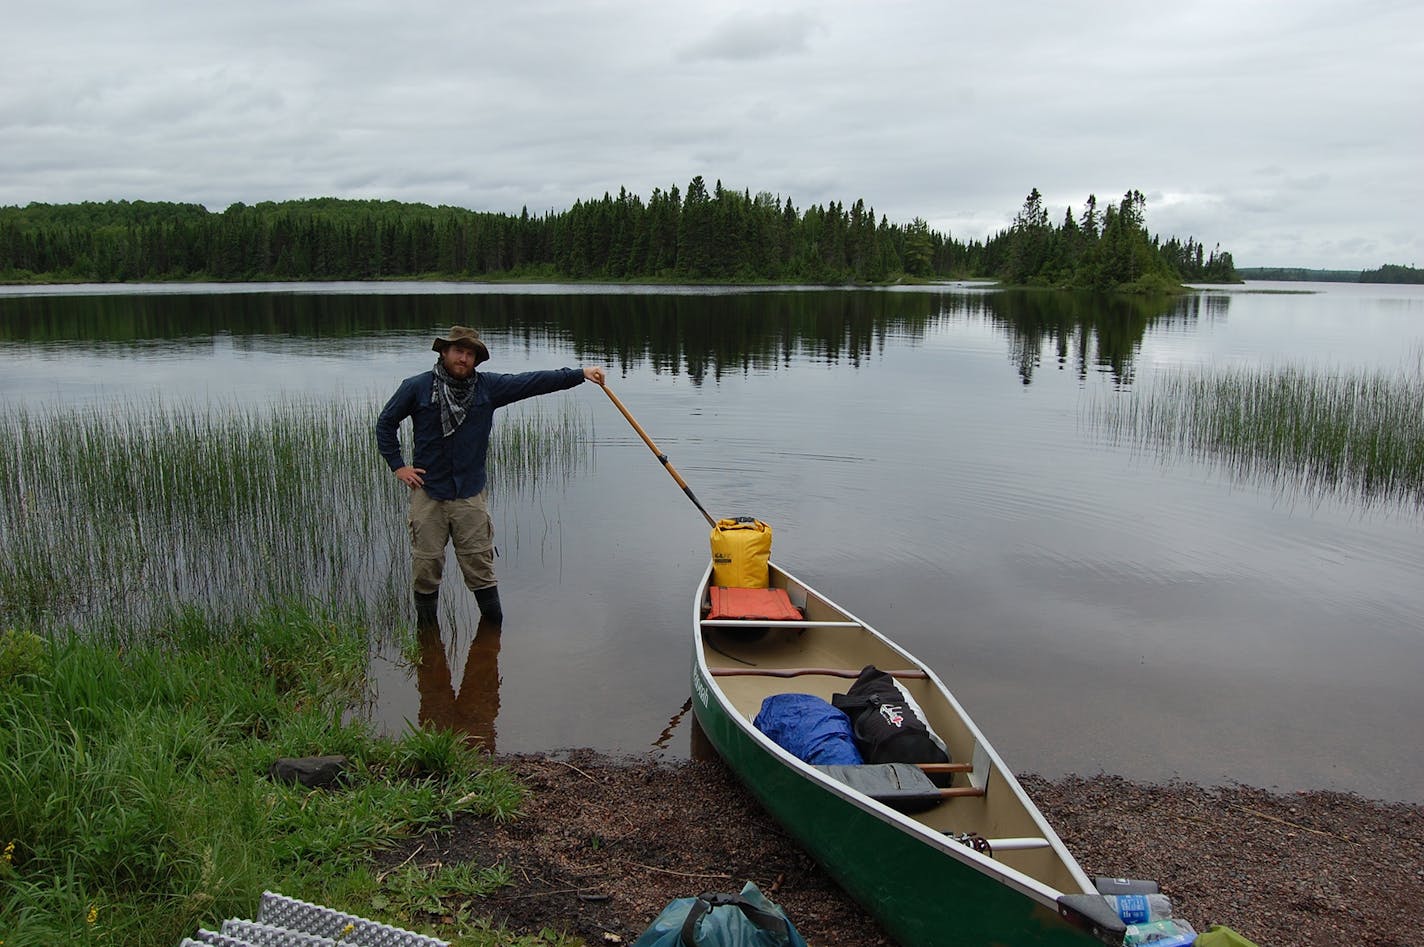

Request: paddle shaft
left=600, top=384, right=717, bottom=527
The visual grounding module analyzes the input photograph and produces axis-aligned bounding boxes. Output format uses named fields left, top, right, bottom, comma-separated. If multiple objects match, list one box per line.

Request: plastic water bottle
left=1104, top=893, right=1174, bottom=925
left=1124, top=918, right=1197, bottom=947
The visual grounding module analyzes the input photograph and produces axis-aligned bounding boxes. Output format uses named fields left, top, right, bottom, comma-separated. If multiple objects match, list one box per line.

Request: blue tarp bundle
left=753, top=693, right=863, bottom=765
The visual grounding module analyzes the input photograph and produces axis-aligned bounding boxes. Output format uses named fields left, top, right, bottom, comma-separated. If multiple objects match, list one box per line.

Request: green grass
left=0, top=396, right=593, bottom=640
left=0, top=605, right=584, bottom=947
left=1094, top=356, right=1424, bottom=512
left=0, top=396, right=596, bottom=945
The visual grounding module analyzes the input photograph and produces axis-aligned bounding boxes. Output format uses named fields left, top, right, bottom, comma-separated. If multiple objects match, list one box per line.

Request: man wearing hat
left=377, top=326, right=606, bottom=625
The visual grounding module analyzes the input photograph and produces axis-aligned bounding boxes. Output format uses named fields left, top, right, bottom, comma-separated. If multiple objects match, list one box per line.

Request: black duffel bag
left=832, top=665, right=950, bottom=767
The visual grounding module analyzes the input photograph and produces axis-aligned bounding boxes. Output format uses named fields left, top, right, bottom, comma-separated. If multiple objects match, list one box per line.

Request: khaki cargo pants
left=409, top=488, right=496, bottom=595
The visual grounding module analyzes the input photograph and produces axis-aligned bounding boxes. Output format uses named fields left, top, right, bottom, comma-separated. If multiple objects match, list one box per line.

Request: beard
left=441, top=352, right=475, bottom=378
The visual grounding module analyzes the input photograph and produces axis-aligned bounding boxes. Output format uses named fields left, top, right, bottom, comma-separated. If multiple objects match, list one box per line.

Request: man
left=376, top=325, right=606, bottom=625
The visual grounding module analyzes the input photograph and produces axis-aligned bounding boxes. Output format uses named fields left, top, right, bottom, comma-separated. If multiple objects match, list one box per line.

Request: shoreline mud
left=379, top=752, right=1424, bottom=946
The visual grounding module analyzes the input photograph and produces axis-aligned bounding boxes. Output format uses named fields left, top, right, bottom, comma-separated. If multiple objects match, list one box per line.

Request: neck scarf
left=432, top=359, right=476, bottom=437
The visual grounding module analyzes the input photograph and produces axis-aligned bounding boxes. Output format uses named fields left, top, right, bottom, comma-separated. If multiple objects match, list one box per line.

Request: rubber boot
left=474, top=585, right=503, bottom=625
left=414, top=589, right=439, bottom=626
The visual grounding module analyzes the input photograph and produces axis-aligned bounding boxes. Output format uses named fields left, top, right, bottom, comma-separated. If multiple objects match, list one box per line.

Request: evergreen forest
left=1238, top=265, right=1423, bottom=284
left=0, top=178, right=1237, bottom=290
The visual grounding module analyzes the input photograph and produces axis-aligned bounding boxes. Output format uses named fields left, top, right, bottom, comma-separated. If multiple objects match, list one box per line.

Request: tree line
left=0, top=179, right=1236, bottom=289
left=1237, top=265, right=1422, bottom=284
left=1360, top=264, right=1423, bottom=284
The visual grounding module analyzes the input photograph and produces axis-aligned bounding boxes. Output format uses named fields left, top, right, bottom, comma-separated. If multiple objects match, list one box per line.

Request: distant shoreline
left=0, top=274, right=1249, bottom=291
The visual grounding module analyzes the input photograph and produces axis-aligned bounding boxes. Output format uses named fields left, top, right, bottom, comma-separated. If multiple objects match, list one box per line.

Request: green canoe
left=691, top=561, right=1129, bottom=947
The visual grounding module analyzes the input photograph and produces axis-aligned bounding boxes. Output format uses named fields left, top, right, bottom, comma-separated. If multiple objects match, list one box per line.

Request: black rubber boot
left=474, top=586, right=503, bottom=625
left=414, top=589, right=439, bottom=626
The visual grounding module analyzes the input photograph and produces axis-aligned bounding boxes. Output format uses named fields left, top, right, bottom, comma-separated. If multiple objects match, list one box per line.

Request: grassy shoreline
left=0, top=397, right=597, bottom=945
left=0, top=609, right=566, bottom=947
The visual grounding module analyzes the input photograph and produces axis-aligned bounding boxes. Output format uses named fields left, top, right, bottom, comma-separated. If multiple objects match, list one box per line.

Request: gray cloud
left=683, top=11, right=825, bottom=62
left=2, top=0, right=1420, bottom=269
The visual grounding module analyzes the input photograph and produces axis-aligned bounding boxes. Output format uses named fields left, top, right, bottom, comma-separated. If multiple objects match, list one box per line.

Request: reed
left=0, top=604, right=540, bottom=946
left=0, top=396, right=593, bottom=638
left=1094, top=356, right=1424, bottom=511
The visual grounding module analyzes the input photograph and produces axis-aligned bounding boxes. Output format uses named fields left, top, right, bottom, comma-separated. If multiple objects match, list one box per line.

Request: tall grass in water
left=0, top=608, right=536, bottom=946
left=1096, top=357, right=1424, bottom=512
left=0, top=396, right=593, bottom=637
left=487, top=399, right=596, bottom=500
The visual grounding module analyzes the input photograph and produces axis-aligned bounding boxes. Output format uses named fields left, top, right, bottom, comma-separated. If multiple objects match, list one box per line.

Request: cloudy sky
left=4, top=1, right=1420, bottom=269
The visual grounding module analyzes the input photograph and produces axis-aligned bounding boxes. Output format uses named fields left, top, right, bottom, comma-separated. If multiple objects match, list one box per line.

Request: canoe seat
left=707, top=586, right=803, bottom=621
left=814, top=762, right=984, bottom=813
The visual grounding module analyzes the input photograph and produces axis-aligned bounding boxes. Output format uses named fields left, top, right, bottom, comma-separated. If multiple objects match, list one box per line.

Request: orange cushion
left=707, top=586, right=803, bottom=621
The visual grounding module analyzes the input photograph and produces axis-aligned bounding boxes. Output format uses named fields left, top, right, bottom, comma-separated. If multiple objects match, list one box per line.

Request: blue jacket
left=376, top=367, right=585, bottom=500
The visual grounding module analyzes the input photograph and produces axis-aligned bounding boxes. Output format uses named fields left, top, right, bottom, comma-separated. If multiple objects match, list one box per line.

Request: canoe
left=691, top=561, right=1130, bottom=947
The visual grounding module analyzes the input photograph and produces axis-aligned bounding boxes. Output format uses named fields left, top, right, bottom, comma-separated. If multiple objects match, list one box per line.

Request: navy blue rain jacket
left=376, top=367, right=585, bottom=500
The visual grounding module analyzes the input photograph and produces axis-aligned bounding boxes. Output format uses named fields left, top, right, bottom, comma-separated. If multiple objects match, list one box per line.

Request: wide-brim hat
left=432, top=326, right=490, bottom=365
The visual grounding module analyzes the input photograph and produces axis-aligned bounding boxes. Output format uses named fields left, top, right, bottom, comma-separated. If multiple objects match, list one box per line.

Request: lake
left=2, top=280, right=1421, bottom=802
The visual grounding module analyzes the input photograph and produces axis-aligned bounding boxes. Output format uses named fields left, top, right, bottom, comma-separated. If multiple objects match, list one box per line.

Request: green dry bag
left=632, top=881, right=808, bottom=947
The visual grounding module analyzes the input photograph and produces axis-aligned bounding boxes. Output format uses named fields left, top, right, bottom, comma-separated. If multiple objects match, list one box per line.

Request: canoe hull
left=691, top=563, right=1116, bottom=947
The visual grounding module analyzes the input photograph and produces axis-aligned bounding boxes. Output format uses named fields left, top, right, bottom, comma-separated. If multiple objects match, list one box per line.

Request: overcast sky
left=4, top=1, right=1420, bottom=270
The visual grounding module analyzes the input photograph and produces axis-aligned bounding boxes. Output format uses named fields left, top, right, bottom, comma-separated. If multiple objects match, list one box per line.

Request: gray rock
left=267, top=755, right=350, bottom=789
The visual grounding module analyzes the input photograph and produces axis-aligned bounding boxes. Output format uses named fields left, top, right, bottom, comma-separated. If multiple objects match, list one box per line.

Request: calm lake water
left=3, top=280, right=1422, bottom=802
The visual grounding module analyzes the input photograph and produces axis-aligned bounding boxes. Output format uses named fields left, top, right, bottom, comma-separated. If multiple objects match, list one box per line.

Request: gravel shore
left=382, top=752, right=1423, bottom=946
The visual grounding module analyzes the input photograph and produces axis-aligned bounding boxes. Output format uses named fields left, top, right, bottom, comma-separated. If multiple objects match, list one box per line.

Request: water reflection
left=989, top=290, right=1226, bottom=385
left=653, top=697, right=694, bottom=751
left=0, top=285, right=1219, bottom=388
left=413, top=616, right=502, bottom=752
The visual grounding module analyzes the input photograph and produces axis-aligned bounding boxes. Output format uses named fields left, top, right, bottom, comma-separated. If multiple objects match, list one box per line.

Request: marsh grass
left=1094, top=356, right=1424, bottom=512
left=0, top=604, right=544, bottom=946
left=0, top=396, right=592, bottom=944
left=0, top=396, right=592, bottom=638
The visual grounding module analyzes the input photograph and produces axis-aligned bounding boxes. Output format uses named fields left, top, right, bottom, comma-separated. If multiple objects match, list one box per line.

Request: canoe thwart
left=915, top=762, right=974, bottom=774
left=947, top=833, right=1053, bottom=856
left=701, top=619, right=862, bottom=628
left=982, top=837, right=1052, bottom=851
left=710, top=666, right=929, bottom=679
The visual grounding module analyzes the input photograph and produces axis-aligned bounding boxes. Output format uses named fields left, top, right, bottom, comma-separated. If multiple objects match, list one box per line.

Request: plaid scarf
left=432, top=360, right=476, bottom=437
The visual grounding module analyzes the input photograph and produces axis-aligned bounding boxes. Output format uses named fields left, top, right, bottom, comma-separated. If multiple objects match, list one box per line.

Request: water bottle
left=1124, top=918, right=1197, bottom=947
left=1104, top=893, right=1174, bottom=924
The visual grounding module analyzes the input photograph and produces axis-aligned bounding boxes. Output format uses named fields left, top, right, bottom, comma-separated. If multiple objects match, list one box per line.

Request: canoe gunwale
left=691, top=559, right=1094, bottom=910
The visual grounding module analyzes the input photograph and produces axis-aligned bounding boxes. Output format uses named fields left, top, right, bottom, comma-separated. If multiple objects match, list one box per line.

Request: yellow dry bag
left=710, top=516, right=772, bottom=588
